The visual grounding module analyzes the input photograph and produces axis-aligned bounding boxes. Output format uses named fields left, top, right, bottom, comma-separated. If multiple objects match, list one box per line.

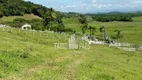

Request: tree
left=0, top=11, right=3, bottom=18
left=82, top=23, right=88, bottom=34
left=89, top=26, right=96, bottom=36
left=56, top=16, right=63, bottom=24
left=78, top=14, right=87, bottom=24
left=78, top=15, right=88, bottom=34
left=43, top=8, right=57, bottom=30
left=0, top=4, right=3, bottom=18
left=114, top=30, right=122, bottom=39
left=43, top=17, right=50, bottom=30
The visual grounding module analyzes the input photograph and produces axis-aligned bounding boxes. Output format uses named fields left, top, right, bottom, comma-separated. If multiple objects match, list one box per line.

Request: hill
left=108, top=11, right=122, bottom=14
left=0, top=0, right=55, bottom=18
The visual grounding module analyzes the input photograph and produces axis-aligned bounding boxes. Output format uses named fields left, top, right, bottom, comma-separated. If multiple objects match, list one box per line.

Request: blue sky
left=26, top=0, right=142, bottom=13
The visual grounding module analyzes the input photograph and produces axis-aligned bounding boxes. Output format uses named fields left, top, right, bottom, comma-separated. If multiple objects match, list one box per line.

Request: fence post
left=19, top=30, right=20, bottom=33
left=3, top=28, right=5, bottom=32
left=32, top=32, right=34, bottom=36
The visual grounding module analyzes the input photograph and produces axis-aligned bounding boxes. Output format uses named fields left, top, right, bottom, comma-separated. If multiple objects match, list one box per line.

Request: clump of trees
left=87, top=13, right=142, bottom=22
left=78, top=15, right=88, bottom=34
left=0, top=0, right=51, bottom=18
left=78, top=15, right=97, bottom=40
left=111, top=30, right=123, bottom=39
left=88, top=26, right=96, bottom=36
left=92, top=14, right=133, bottom=22
left=43, top=8, right=57, bottom=30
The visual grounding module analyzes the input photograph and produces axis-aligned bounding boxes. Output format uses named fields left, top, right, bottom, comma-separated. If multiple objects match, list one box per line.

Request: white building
left=22, top=24, right=31, bottom=30
left=0, top=24, right=6, bottom=28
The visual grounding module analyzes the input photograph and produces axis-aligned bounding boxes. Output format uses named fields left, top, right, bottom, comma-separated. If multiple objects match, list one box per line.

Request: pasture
left=63, top=17, right=142, bottom=45
left=0, top=27, right=142, bottom=80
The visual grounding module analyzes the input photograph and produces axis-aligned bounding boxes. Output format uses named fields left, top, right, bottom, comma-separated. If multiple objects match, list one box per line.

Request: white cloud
left=24, top=0, right=29, bottom=1
left=133, top=0, right=142, bottom=4
left=92, top=0, right=97, bottom=4
left=29, top=0, right=142, bottom=13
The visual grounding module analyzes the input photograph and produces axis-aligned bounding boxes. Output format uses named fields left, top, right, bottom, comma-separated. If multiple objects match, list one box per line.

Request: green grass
left=0, top=27, right=142, bottom=80
left=133, top=16, right=142, bottom=22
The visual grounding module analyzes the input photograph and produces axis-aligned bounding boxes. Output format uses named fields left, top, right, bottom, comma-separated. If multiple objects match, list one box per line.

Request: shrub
left=20, top=52, right=29, bottom=59
left=65, top=28, right=73, bottom=32
left=0, top=11, right=3, bottom=18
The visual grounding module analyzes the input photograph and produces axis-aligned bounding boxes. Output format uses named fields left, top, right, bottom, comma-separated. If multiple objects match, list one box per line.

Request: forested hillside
left=0, top=0, right=53, bottom=18
left=0, top=0, right=71, bottom=32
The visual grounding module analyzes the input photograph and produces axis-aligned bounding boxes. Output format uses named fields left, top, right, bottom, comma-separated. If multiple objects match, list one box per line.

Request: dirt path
left=1, top=51, right=87, bottom=80
left=64, top=54, right=85, bottom=80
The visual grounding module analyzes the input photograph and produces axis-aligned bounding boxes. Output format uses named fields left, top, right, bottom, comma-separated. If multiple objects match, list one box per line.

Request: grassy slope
left=0, top=27, right=142, bottom=80
left=0, top=14, right=41, bottom=22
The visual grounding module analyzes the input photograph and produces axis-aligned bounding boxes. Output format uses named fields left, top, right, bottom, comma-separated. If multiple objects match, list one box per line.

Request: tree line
left=87, top=13, right=142, bottom=22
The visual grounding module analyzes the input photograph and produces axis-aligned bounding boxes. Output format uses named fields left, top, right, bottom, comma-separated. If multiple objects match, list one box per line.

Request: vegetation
left=89, top=13, right=142, bottom=22
left=0, top=0, right=74, bottom=32
left=88, top=26, right=96, bottom=36
left=62, top=16, right=142, bottom=44
left=78, top=15, right=88, bottom=34
left=0, top=0, right=51, bottom=17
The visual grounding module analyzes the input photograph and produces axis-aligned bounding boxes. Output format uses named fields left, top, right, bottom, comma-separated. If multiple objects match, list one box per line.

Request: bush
left=0, top=11, right=3, bottom=18
left=30, top=19, right=44, bottom=30
left=20, top=52, right=29, bottom=59
left=65, top=28, right=73, bottom=32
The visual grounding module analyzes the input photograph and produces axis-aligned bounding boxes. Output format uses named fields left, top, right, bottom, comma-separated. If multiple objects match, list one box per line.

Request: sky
left=25, top=0, right=142, bottom=13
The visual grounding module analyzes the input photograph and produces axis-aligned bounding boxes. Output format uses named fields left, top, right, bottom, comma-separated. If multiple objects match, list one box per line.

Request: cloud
left=24, top=0, right=29, bottom=1
left=92, top=0, right=97, bottom=4
left=133, top=0, right=142, bottom=4
left=28, top=0, right=142, bottom=13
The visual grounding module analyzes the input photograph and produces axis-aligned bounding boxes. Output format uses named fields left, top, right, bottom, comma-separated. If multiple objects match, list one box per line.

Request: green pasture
left=0, top=27, right=141, bottom=80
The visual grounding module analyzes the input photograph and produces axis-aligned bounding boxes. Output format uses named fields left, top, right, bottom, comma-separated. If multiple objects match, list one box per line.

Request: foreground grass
left=0, top=28, right=142, bottom=80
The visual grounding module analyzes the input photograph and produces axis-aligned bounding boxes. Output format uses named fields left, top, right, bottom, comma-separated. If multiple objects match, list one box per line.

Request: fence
left=0, top=27, right=71, bottom=40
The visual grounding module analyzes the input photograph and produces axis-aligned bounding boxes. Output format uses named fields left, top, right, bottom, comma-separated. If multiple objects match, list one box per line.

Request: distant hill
left=108, top=11, right=122, bottom=14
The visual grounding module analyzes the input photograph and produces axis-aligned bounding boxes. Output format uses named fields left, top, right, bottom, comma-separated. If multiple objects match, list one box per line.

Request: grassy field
left=0, top=27, right=142, bottom=80
left=0, top=14, right=41, bottom=22
left=63, top=17, right=142, bottom=45
left=133, top=16, right=142, bottom=22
